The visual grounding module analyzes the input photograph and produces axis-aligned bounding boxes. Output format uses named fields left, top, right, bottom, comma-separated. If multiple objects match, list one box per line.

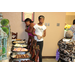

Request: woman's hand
left=37, top=35, right=42, bottom=40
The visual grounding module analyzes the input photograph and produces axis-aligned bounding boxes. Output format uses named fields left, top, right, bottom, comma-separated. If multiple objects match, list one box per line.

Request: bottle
left=64, top=28, right=67, bottom=37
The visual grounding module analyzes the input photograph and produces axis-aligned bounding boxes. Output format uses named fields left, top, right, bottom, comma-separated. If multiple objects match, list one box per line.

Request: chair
left=12, top=32, right=18, bottom=39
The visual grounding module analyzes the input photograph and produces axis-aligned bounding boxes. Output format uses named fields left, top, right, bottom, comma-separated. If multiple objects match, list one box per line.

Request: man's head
left=24, top=18, right=33, bottom=27
left=73, top=19, right=75, bottom=25
left=38, top=15, right=45, bottom=24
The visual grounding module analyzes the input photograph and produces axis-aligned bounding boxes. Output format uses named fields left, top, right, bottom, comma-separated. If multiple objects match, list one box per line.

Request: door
left=34, top=12, right=66, bottom=56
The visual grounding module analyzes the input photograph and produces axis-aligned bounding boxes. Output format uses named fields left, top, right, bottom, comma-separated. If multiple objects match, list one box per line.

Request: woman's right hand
left=37, top=35, right=41, bottom=40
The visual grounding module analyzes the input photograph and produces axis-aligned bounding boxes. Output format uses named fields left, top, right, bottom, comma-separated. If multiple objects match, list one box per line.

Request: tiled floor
left=42, top=58, right=57, bottom=62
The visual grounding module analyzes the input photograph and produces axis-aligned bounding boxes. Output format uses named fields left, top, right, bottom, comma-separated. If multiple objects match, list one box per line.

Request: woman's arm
left=25, top=23, right=34, bottom=33
left=41, top=29, right=46, bottom=38
left=32, top=28, right=41, bottom=40
left=25, top=27, right=33, bottom=33
left=25, top=29, right=30, bottom=33
left=32, top=28, right=46, bottom=40
left=32, top=28, right=37, bottom=36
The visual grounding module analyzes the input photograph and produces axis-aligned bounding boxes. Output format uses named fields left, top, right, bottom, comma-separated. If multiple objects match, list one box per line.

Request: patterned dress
left=70, top=25, right=75, bottom=40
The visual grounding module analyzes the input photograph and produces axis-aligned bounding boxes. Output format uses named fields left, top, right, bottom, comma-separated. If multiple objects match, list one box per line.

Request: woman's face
left=25, top=21, right=30, bottom=26
left=39, top=18, right=44, bottom=24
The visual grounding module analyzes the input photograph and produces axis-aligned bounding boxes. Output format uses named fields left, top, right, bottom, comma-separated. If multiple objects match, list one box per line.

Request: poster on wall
left=22, top=12, right=34, bottom=22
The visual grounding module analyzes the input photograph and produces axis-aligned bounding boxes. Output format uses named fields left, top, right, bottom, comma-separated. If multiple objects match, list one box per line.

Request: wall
left=1, top=12, right=66, bottom=56
left=1, top=12, right=28, bottom=40
left=66, top=12, right=75, bottom=25
left=66, top=12, right=75, bottom=15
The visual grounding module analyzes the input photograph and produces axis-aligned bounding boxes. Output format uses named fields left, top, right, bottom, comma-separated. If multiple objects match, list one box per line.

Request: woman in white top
left=32, top=15, right=46, bottom=62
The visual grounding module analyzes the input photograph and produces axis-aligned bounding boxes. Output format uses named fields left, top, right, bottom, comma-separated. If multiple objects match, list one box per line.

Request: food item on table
left=15, top=55, right=17, bottom=58
left=21, top=48, right=28, bottom=51
left=26, top=60, right=33, bottom=62
left=22, top=54, right=24, bottom=58
left=14, top=44, right=27, bottom=47
left=13, top=48, right=28, bottom=52
left=24, top=54, right=26, bottom=58
left=26, top=55, right=29, bottom=58
left=21, top=60, right=27, bottom=62
left=16, top=56, right=18, bottom=58
left=27, top=60, right=30, bottom=62
left=18, top=55, right=19, bottom=58
left=24, top=60, right=27, bottom=62
left=14, top=54, right=29, bottom=58
left=21, top=60, right=24, bottom=62
left=13, top=41, right=25, bottom=44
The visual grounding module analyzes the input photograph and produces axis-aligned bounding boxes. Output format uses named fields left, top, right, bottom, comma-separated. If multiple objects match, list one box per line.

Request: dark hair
left=38, top=15, right=45, bottom=20
left=73, top=19, right=75, bottom=24
left=24, top=18, right=33, bottom=23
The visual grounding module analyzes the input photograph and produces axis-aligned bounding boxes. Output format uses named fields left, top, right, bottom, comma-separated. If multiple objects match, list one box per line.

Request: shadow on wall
left=19, top=22, right=28, bottom=40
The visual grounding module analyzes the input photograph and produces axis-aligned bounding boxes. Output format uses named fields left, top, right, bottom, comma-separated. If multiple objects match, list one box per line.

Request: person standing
left=24, top=18, right=34, bottom=50
left=70, top=19, right=75, bottom=40
left=32, top=15, right=46, bottom=62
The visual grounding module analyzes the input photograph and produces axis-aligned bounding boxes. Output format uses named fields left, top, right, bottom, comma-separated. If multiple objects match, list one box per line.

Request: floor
left=42, top=58, right=57, bottom=62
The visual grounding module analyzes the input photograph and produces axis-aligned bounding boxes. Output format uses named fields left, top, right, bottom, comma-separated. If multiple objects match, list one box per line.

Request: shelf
left=12, top=51, right=29, bottom=52
left=12, top=44, right=28, bottom=48
left=12, top=42, right=26, bottom=44
left=11, top=46, right=28, bottom=52
left=11, top=57, right=30, bottom=59
left=11, top=59, right=34, bottom=62
left=11, top=54, right=30, bottom=59
left=13, top=46, right=27, bottom=48
left=9, top=39, right=33, bottom=62
left=10, top=53, right=33, bottom=62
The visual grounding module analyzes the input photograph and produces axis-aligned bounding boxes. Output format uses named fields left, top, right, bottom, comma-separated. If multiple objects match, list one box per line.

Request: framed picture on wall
left=22, top=12, right=34, bottom=22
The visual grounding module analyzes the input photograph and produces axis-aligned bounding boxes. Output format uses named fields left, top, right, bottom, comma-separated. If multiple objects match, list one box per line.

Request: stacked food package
left=9, top=39, right=31, bottom=62
left=10, top=39, right=40, bottom=62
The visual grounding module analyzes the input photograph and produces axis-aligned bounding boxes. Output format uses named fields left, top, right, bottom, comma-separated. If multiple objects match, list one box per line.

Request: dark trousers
left=37, top=41, right=43, bottom=62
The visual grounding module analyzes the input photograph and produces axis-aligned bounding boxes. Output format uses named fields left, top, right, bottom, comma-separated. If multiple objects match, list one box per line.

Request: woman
left=70, top=19, right=75, bottom=40
left=58, top=30, right=73, bottom=62
left=32, top=15, right=46, bottom=62
left=24, top=18, right=34, bottom=49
